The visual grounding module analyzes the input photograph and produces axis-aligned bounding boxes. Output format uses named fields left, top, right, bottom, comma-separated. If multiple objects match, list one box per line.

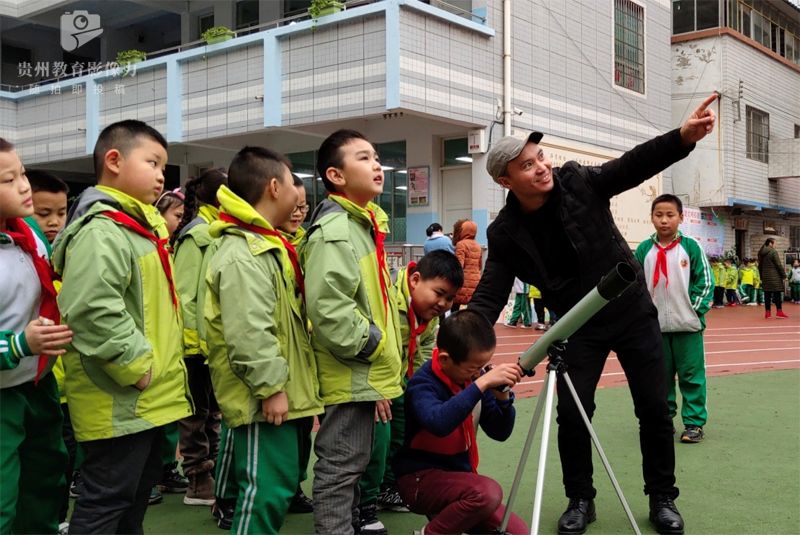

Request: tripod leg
left=499, top=370, right=550, bottom=533
left=561, top=371, right=642, bottom=535
left=530, top=367, right=559, bottom=535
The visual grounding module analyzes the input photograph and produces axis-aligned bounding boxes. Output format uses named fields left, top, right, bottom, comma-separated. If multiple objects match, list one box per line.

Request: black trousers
left=713, top=286, right=724, bottom=306
left=68, top=427, right=164, bottom=534
left=764, top=291, right=783, bottom=312
left=555, top=297, right=677, bottom=500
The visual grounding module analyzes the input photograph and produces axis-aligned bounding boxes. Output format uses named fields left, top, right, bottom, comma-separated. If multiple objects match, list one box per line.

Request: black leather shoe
left=649, top=495, right=684, bottom=534
left=558, top=498, right=596, bottom=534
left=288, top=488, right=314, bottom=513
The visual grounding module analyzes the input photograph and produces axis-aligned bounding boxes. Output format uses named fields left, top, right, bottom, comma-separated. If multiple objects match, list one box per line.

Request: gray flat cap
left=486, top=131, right=544, bottom=183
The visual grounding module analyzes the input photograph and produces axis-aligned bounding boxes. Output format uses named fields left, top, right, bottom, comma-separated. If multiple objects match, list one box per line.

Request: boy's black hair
left=316, top=129, right=370, bottom=193
left=411, top=250, right=464, bottom=289
left=26, top=169, right=69, bottom=194
left=175, top=168, right=227, bottom=237
left=426, top=222, right=443, bottom=237
left=228, top=146, right=291, bottom=205
left=93, top=120, right=168, bottom=180
left=764, top=238, right=775, bottom=247
left=651, top=193, right=683, bottom=214
left=436, top=309, right=496, bottom=364
left=291, top=173, right=304, bottom=187
left=0, top=137, right=13, bottom=152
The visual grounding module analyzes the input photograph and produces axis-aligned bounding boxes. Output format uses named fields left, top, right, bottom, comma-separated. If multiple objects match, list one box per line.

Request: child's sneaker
left=503, top=322, right=517, bottom=328
left=288, top=488, right=314, bottom=513
left=69, top=471, right=84, bottom=498
left=159, top=465, right=189, bottom=493
left=776, top=310, right=789, bottom=319
left=377, top=485, right=409, bottom=512
left=680, top=425, right=704, bottom=443
left=58, top=522, right=69, bottom=535
left=212, top=499, right=235, bottom=530
left=148, top=486, right=164, bottom=505
left=183, top=471, right=215, bottom=506
left=359, top=504, right=388, bottom=535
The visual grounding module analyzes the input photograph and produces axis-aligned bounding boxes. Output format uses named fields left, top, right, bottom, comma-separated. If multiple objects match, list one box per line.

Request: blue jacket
left=423, top=234, right=455, bottom=255
left=393, top=360, right=515, bottom=476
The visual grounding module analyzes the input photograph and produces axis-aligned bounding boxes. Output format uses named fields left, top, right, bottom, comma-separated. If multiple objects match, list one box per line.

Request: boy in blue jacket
left=393, top=309, right=527, bottom=535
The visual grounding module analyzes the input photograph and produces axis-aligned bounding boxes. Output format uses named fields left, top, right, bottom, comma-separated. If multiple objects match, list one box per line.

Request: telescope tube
left=518, top=263, right=636, bottom=371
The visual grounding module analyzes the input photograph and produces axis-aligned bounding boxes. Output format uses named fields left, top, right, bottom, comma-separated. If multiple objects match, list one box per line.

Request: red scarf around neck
left=430, top=348, right=480, bottom=472
left=101, top=211, right=178, bottom=309
left=219, top=213, right=305, bottom=297
left=5, top=218, right=59, bottom=384
left=653, top=236, right=681, bottom=289
left=404, top=262, right=428, bottom=378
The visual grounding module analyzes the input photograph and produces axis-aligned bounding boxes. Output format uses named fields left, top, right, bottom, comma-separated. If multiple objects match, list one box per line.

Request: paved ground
left=495, top=302, right=800, bottom=398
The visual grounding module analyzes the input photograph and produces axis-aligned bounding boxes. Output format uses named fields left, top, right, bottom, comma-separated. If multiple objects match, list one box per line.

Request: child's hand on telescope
left=476, top=363, right=523, bottom=393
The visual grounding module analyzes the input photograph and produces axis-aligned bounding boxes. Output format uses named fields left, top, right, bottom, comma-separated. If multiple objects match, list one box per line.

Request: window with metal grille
left=746, top=106, right=769, bottom=163
left=790, top=226, right=800, bottom=249
left=614, top=0, right=645, bottom=94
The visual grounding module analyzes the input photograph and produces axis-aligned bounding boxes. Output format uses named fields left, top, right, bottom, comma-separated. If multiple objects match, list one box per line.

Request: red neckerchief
left=219, top=213, right=305, bottom=297
left=5, top=218, right=59, bottom=384
left=653, top=236, right=681, bottom=289
left=101, top=211, right=178, bottom=309
left=329, top=193, right=389, bottom=316
left=405, top=262, right=428, bottom=378
left=430, top=348, right=479, bottom=472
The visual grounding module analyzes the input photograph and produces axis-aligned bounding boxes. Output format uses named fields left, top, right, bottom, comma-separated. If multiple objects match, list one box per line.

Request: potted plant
left=308, top=0, right=345, bottom=20
left=115, top=49, right=146, bottom=66
left=201, top=26, right=235, bottom=45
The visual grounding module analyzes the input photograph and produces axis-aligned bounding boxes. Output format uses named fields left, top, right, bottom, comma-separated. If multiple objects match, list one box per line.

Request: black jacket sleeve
left=467, top=233, right=515, bottom=325
left=592, top=128, right=694, bottom=199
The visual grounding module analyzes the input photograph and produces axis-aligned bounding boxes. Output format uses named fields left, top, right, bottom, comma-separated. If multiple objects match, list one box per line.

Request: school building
left=1, top=0, right=795, bottom=257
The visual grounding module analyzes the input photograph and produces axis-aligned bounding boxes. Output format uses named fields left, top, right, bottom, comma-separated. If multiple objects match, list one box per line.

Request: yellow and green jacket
left=302, top=195, right=403, bottom=405
left=724, top=265, right=739, bottom=290
left=394, top=264, right=438, bottom=379
left=173, top=204, right=219, bottom=357
left=711, top=261, right=725, bottom=288
left=204, top=187, right=323, bottom=428
left=739, top=264, right=757, bottom=286
left=52, top=186, right=192, bottom=441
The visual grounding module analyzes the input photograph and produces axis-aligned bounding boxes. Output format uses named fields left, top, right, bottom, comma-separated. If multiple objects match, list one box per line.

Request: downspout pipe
left=503, top=0, right=511, bottom=137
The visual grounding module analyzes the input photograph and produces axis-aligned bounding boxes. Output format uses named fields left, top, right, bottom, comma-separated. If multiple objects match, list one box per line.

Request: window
left=614, top=0, right=645, bottom=94
left=791, top=226, right=800, bottom=249
left=236, top=0, right=259, bottom=29
left=198, top=12, right=214, bottom=38
left=443, top=138, right=471, bottom=167
left=672, top=0, right=718, bottom=34
left=746, top=106, right=769, bottom=163
left=794, top=124, right=800, bottom=139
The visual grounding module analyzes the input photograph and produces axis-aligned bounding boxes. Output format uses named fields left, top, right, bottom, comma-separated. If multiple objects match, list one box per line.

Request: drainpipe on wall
left=503, top=0, right=511, bottom=137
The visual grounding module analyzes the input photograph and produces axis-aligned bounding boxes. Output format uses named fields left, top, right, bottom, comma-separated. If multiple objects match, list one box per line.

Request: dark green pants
left=663, top=331, right=708, bottom=427
left=232, top=421, right=301, bottom=534
left=0, top=374, right=67, bottom=534
left=162, top=421, right=179, bottom=467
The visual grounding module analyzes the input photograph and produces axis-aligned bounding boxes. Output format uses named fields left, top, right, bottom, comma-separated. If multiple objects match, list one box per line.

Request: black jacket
left=469, top=128, right=694, bottom=327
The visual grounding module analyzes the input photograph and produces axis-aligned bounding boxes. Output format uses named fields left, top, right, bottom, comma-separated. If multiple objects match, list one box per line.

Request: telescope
left=518, top=262, right=637, bottom=372
left=501, top=262, right=641, bottom=535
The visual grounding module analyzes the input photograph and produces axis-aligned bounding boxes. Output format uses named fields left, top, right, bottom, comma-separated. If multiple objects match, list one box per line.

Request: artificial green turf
left=143, top=369, right=800, bottom=534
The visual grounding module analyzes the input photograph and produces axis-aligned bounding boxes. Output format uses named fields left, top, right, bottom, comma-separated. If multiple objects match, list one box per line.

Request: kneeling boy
left=393, top=309, right=528, bottom=535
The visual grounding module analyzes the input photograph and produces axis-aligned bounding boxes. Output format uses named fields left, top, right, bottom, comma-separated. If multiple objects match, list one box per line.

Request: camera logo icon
left=60, top=11, right=103, bottom=52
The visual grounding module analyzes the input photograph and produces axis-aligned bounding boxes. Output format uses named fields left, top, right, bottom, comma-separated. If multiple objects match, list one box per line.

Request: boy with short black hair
left=393, top=309, right=528, bottom=535
left=635, top=194, right=714, bottom=444
left=52, top=120, right=192, bottom=533
left=0, top=137, right=72, bottom=535
left=303, top=129, right=404, bottom=534
left=27, top=169, right=69, bottom=244
left=205, top=146, right=323, bottom=533
left=359, top=250, right=464, bottom=532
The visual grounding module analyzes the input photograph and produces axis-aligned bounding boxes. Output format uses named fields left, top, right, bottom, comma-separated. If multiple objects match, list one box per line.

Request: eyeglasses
left=293, top=204, right=310, bottom=214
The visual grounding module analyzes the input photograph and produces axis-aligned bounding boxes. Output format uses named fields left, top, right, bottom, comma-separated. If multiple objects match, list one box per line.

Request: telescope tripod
left=499, top=352, right=641, bottom=535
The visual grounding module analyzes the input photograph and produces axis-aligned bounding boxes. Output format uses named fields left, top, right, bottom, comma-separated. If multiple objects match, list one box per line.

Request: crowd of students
left=0, top=122, right=530, bottom=535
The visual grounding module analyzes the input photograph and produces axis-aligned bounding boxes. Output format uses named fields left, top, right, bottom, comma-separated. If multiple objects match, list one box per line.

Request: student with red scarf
left=393, top=309, right=527, bottom=535
left=0, top=137, right=73, bottom=534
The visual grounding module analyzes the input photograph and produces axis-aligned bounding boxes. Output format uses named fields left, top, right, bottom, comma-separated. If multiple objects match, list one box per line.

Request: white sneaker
left=58, top=522, right=69, bottom=535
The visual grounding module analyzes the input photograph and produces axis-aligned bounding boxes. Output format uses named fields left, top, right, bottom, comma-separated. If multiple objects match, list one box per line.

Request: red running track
left=494, top=303, right=800, bottom=399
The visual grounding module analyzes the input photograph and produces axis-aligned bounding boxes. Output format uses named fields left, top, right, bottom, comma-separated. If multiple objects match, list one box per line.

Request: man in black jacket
left=469, top=93, right=717, bottom=535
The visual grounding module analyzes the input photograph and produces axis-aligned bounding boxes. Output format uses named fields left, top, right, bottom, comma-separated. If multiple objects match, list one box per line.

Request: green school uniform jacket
left=302, top=195, right=403, bottom=405
left=173, top=204, right=219, bottom=357
left=52, top=186, right=192, bottom=441
left=711, top=262, right=725, bottom=288
left=724, top=265, right=739, bottom=290
left=204, top=186, right=323, bottom=428
left=634, top=232, right=714, bottom=332
left=394, top=264, right=438, bottom=378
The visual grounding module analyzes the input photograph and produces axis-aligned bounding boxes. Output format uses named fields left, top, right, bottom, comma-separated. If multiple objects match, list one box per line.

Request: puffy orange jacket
left=454, top=221, right=482, bottom=305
